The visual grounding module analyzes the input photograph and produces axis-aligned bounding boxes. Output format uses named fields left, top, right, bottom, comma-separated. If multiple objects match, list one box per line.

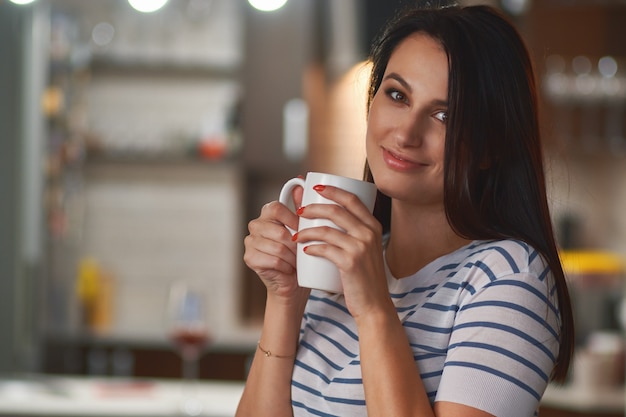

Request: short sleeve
left=434, top=272, right=560, bottom=417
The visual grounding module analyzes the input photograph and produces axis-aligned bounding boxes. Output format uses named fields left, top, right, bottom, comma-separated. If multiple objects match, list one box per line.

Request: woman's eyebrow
left=383, top=72, right=412, bottom=93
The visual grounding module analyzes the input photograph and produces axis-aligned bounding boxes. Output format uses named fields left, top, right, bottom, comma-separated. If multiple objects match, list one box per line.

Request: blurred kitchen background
left=1, top=0, right=626, bottom=415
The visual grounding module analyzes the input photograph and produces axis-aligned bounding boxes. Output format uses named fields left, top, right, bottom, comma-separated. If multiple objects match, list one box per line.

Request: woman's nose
left=393, top=114, right=423, bottom=148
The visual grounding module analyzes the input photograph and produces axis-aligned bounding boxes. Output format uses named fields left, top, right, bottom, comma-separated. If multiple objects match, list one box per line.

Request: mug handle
left=278, top=177, right=305, bottom=235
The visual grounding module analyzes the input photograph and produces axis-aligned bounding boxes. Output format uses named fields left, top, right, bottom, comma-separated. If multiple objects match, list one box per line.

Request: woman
left=237, top=4, right=574, bottom=417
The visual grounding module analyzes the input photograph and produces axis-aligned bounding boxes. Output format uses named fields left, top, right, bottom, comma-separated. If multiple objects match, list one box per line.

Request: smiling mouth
left=383, top=148, right=424, bottom=171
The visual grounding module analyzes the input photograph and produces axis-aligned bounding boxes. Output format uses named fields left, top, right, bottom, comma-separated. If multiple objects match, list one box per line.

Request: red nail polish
left=297, top=174, right=305, bottom=179
left=296, top=206, right=305, bottom=215
left=303, top=246, right=309, bottom=253
left=313, top=184, right=325, bottom=192
left=291, top=232, right=298, bottom=242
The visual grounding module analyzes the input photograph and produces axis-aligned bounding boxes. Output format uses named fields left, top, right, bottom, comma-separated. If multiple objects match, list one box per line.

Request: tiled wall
left=78, top=163, right=247, bottom=344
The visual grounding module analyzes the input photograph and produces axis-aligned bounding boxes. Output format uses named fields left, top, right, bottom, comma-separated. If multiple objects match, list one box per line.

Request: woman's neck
left=385, top=201, right=472, bottom=279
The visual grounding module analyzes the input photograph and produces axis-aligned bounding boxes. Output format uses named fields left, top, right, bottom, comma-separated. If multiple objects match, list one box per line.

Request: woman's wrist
left=257, top=340, right=297, bottom=359
left=258, top=288, right=309, bottom=357
left=353, top=299, right=399, bottom=332
left=266, top=287, right=310, bottom=313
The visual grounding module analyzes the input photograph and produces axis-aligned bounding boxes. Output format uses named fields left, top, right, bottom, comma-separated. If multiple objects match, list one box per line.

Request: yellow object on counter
left=560, top=250, right=625, bottom=275
left=91, top=271, right=114, bottom=334
left=76, top=257, right=100, bottom=304
left=75, top=257, right=114, bottom=333
left=560, top=250, right=625, bottom=286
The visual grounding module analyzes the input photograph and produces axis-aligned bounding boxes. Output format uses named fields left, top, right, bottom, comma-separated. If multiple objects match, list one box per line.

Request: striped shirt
left=291, top=239, right=561, bottom=417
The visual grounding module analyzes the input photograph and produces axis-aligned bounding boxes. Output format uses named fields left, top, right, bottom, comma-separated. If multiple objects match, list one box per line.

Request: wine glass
left=166, top=281, right=211, bottom=416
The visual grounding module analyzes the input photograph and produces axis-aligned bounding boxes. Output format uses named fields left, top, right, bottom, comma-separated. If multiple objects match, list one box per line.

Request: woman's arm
left=357, top=302, right=435, bottom=416
left=356, top=306, right=494, bottom=417
left=236, top=197, right=309, bottom=417
left=236, top=292, right=308, bottom=417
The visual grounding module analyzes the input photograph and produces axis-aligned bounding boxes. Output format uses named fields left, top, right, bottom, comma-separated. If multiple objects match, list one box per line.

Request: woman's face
left=366, top=33, right=449, bottom=210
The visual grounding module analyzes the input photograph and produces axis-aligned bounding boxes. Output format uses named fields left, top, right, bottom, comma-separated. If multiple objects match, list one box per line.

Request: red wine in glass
left=166, top=282, right=210, bottom=379
left=166, top=282, right=210, bottom=416
left=170, top=327, right=212, bottom=361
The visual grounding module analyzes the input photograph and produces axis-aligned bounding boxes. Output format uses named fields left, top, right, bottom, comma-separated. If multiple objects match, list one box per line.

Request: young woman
left=236, top=4, right=574, bottom=417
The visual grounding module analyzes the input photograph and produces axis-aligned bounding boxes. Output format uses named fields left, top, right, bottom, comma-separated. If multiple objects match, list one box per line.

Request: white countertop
left=1, top=376, right=621, bottom=416
left=0, top=376, right=245, bottom=416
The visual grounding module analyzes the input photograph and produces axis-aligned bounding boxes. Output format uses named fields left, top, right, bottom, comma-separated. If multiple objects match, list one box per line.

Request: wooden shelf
left=89, top=54, right=240, bottom=79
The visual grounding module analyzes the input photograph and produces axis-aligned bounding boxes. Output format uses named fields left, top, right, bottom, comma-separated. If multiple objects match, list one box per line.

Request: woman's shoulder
left=452, top=238, right=548, bottom=283
left=465, top=239, right=540, bottom=264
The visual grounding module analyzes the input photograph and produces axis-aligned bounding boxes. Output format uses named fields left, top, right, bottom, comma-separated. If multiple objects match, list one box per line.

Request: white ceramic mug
left=279, top=172, right=377, bottom=293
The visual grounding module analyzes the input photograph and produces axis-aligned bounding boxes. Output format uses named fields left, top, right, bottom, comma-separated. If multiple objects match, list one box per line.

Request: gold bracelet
left=257, top=341, right=296, bottom=359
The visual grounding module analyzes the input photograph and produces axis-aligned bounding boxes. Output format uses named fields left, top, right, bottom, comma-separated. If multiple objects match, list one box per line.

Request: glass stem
left=179, top=355, right=204, bottom=416
left=182, top=355, right=199, bottom=380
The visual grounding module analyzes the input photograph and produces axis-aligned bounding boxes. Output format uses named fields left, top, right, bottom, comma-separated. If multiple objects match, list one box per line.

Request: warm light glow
left=9, top=0, right=37, bottom=4
left=128, top=0, right=168, bottom=13
left=248, top=0, right=288, bottom=12
left=316, top=61, right=372, bottom=178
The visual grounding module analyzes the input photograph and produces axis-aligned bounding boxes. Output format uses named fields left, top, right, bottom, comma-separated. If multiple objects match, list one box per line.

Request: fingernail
left=296, top=206, right=305, bottom=215
left=291, top=232, right=298, bottom=242
left=313, top=184, right=325, bottom=192
left=297, top=174, right=305, bottom=179
left=303, top=246, right=309, bottom=253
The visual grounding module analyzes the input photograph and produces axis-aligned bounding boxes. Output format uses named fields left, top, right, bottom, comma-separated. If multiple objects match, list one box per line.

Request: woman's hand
left=293, top=185, right=391, bottom=319
left=243, top=188, right=308, bottom=301
left=238, top=188, right=309, bottom=417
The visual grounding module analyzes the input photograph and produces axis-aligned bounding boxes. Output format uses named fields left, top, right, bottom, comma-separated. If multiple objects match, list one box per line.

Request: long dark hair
left=363, top=5, right=574, bottom=382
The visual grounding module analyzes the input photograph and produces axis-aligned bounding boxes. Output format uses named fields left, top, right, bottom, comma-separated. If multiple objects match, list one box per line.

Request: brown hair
left=363, top=5, right=574, bottom=382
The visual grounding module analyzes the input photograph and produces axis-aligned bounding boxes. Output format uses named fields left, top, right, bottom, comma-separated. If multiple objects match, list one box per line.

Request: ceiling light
left=9, top=0, right=38, bottom=4
left=248, top=0, right=288, bottom=12
left=128, top=0, right=169, bottom=13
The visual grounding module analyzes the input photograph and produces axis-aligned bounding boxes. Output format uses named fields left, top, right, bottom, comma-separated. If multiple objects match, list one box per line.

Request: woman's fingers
left=292, top=185, right=304, bottom=211
left=292, top=185, right=383, bottom=274
left=248, top=217, right=295, bottom=253
left=296, top=203, right=381, bottom=244
left=260, top=200, right=300, bottom=235
left=303, top=185, right=380, bottom=232
left=243, top=235, right=296, bottom=275
left=296, top=224, right=378, bottom=265
left=294, top=205, right=381, bottom=274
left=243, top=200, right=301, bottom=282
left=291, top=185, right=382, bottom=268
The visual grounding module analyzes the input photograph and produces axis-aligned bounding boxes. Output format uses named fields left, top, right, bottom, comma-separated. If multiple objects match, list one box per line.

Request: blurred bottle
left=75, top=257, right=115, bottom=334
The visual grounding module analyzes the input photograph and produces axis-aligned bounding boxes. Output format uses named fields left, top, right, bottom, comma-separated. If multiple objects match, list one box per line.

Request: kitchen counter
left=2, top=375, right=622, bottom=416
left=0, top=375, right=244, bottom=417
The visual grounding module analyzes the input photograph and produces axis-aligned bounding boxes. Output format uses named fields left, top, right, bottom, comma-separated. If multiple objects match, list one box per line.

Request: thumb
left=292, top=185, right=304, bottom=209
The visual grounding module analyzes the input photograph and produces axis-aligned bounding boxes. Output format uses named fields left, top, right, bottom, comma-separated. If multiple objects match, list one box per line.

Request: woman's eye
left=434, top=111, right=448, bottom=123
left=388, top=90, right=406, bottom=102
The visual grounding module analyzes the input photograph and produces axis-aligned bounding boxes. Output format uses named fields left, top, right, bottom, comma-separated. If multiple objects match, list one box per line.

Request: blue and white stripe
left=291, top=239, right=561, bottom=417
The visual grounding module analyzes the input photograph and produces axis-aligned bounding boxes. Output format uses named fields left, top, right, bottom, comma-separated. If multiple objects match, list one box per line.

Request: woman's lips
left=382, top=148, right=424, bottom=171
